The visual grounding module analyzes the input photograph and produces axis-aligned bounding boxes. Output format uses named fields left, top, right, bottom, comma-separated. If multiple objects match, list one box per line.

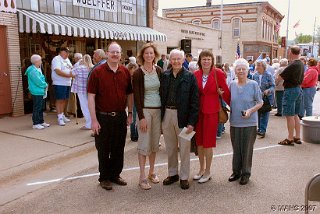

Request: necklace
left=202, top=75, right=208, bottom=83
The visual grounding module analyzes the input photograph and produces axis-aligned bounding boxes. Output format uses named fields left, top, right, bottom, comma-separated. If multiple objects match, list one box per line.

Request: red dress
left=194, top=68, right=231, bottom=148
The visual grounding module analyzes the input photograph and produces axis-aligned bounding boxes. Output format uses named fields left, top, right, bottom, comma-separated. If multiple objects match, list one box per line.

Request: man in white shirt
left=51, top=47, right=73, bottom=126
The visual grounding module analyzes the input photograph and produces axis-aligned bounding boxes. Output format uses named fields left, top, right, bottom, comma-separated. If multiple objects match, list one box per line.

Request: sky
left=158, top=0, right=320, bottom=40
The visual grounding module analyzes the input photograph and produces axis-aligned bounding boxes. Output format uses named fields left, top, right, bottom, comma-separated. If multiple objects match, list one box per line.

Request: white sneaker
left=63, top=115, right=71, bottom=123
left=58, top=118, right=66, bottom=126
left=41, top=122, right=50, bottom=127
left=33, top=124, right=45, bottom=130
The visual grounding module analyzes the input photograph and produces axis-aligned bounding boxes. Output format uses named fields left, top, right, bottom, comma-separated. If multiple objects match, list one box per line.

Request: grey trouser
left=230, top=126, right=257, bottom=177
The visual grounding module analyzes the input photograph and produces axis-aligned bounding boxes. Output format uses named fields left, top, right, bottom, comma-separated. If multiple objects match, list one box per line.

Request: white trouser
left=77, top=93, right=91, bottom=129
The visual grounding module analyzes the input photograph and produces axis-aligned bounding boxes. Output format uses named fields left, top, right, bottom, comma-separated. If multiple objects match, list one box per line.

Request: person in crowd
left=277, top=46, right=304, bottom=146
left=88, top=49, right=107, bottom=77
left=68, top=53, right=83, bottom=118
left=71, top=54, right=93, bottom=130
left=300, top=58, right=318, bottom=117
left=157, top=54, right=169, bottom=71
left=132, top=43, right=162, bottom=190
left=127, top=62, right=139, bottom=142
left=300, top=57, right=308, bottom=72
left=188, top=61, right=198, bottom=73
left=193, top=50, right=230, bottom=183
left=182, top=53, right=193, bottom=70
left=271, top=59, right=280, bottom=108
left=128, top=56, right=137, bottom=64
left=224, top=63, right=236, bottom=86
left=274, top=58, right=288, bottom=116
left=88, top=42, right=133, bottom=191
left=228, top=58, right=263, bottom=185
left=253, top=60, right=275, bottom=138
left=317, top=61, right=320, bottom=91
left=51, top=47, right=73, bottom=126
left=161, top=49, right=199, bottom=190
left=265, top=57, right=275, bottom=76
left=25, top=54, right=49, bottom=129
left=248, top=59, right=255, bottom=74
left=73, top=53, right=83, bottom=67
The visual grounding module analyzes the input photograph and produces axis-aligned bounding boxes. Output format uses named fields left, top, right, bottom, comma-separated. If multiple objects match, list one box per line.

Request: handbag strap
left=213, top=69, right=223, bottom=106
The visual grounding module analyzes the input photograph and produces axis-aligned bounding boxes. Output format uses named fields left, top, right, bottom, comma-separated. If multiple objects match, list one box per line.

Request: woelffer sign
left=73, top=0, right=135, bottom=14
left=73, top=0, right=116, bottom=12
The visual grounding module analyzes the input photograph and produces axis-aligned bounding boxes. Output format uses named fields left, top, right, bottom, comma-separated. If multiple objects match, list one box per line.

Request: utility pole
left=285, top=0, right=291, bottom=58
left=311, top=17, right=316, bottom=57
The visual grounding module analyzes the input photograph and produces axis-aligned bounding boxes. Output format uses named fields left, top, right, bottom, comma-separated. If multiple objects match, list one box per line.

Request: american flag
left=235, top=42, right=241, bottom=59
left=293, top=20, right=300, bottom=28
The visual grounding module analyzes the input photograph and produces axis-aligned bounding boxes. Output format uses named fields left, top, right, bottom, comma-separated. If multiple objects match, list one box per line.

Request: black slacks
left=95, top=112, right=127, bottom=182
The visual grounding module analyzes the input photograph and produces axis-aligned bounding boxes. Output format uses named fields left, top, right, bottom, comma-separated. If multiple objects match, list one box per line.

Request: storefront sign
left=73, top=0, right=117, bottom=12
left=73, top=0, right=135, bottom=14
left=121, top=2, right=134, bottom=15
left=181, top=29, right=205, bottom=37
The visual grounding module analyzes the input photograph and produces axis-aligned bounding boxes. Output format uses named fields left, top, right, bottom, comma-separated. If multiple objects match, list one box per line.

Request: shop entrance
left=0, top=26, right=12, bottom=115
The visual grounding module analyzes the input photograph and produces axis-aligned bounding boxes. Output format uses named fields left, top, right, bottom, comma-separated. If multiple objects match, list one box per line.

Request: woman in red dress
left=193, top=50, right=230, bottom=183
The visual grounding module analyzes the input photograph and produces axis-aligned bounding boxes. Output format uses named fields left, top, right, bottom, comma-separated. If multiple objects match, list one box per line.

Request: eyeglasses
left=236, top=68, right=247, bottom=72
left=108, top=51, right=121, bottom=55
left=171, top=58, right=182, bottom=62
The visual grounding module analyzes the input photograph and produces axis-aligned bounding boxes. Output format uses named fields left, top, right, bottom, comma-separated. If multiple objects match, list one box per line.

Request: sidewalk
left=0, top=112, right=96, bottom=184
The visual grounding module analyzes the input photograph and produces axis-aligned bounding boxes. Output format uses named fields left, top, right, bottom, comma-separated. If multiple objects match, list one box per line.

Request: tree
left=294, top=33, right=312, bottom=44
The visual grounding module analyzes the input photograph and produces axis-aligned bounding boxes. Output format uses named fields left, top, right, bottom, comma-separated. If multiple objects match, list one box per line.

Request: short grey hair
left=233, top=58, right=249, bottom=70
left=279, top=58, right=288, bottom=67
left=30, top=54, right=41, bottom=64
left=169, top=49, right=185, bottom=59
left=255, top=59, right=267, bottom=70
left=74, top=53, right=83, bottom=59
left=272, top=58, right=279, bottom=64
left=94, top=49, right=106, bottom=59
left=188, top=61, right=198, bottom=72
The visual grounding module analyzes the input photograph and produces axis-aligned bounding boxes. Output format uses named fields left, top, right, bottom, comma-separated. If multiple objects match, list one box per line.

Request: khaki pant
left=137, top=108, right=161, bottom=156
left=162, top=109, right=191, bottom=180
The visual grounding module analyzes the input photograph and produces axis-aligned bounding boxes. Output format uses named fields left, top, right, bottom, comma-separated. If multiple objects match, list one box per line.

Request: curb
left=0, top=142, right=96, bottom=186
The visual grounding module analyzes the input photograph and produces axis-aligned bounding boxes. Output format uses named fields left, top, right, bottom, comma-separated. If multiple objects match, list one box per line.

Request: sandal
left=148, top=174, right=160, bottom=184
left=293, top=137, right=302, bottom=144
left=139, top=179, right=151, bottom=190
left=278, top=139, right=294, bottom=146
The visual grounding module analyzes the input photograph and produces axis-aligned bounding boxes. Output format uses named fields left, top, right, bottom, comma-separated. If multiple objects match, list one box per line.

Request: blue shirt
left=229, top=80, right=263, bottom=127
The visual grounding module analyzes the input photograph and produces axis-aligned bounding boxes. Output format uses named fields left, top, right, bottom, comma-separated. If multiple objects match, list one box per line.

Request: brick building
left=0, top=0, right=166, bottom=116
left=162, top=0, right=284, bottom=64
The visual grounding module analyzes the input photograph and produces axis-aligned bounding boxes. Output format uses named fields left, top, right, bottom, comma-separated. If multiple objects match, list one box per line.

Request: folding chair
left=305, top=173, right=320, bottom=214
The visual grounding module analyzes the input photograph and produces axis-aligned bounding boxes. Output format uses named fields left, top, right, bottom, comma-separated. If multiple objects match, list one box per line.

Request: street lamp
left=285, top=0, right=291, bottom=58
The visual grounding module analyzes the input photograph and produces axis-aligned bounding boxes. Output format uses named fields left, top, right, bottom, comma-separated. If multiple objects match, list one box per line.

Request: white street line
left=26, top=144, right=281, bottom=186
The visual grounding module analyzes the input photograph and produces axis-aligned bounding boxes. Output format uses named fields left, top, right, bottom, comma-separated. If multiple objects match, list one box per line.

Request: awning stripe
left=17, top=9, right=167, bottom=42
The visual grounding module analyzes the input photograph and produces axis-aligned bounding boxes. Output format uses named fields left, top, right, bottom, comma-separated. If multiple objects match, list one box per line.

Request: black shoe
left=239, top=176, right=250, bottom=185
left=163, top=175, right=179, bottom=185
left=259, top=132, right=265, bottom=138
left=228, top=173, right=241, bottom=182
left=256, top=131, right=263, bottom=136
left=275, top=113, right=282, bottom=117
left=180, top=179, right=190, bottom=190
left=100, top=180, right=112, bottom=190
left=110, top=177, right=127, bottom=186
left=131, top=137, right=138, bottom=142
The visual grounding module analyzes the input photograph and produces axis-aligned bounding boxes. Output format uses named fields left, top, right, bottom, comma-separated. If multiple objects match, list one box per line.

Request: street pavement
left=0, top=91, right=319, bottom=214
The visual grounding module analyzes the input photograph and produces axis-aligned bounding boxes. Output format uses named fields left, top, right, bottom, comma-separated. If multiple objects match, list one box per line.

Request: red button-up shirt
left=87, top=63, right=133, bottom=112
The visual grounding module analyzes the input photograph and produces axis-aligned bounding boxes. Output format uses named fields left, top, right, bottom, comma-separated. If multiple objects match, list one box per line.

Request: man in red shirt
left=88, top=42, right=133, bottom=191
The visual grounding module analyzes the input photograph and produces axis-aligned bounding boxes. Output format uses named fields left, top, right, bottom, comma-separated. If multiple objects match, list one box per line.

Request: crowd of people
left=24, top=43, right=320, bottom=191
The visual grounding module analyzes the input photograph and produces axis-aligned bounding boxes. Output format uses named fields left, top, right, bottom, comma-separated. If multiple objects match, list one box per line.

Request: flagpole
left=220, top=0, right=223, bottom=57
left=285, top=0, right=291, bottom=58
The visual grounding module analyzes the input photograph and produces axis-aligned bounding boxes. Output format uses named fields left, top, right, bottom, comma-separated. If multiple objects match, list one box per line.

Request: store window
left=192, top=19, right=201, bottom=25
left=232, top=18, right=240, bottom=38
left=212, top=19, right=220, bottom=30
